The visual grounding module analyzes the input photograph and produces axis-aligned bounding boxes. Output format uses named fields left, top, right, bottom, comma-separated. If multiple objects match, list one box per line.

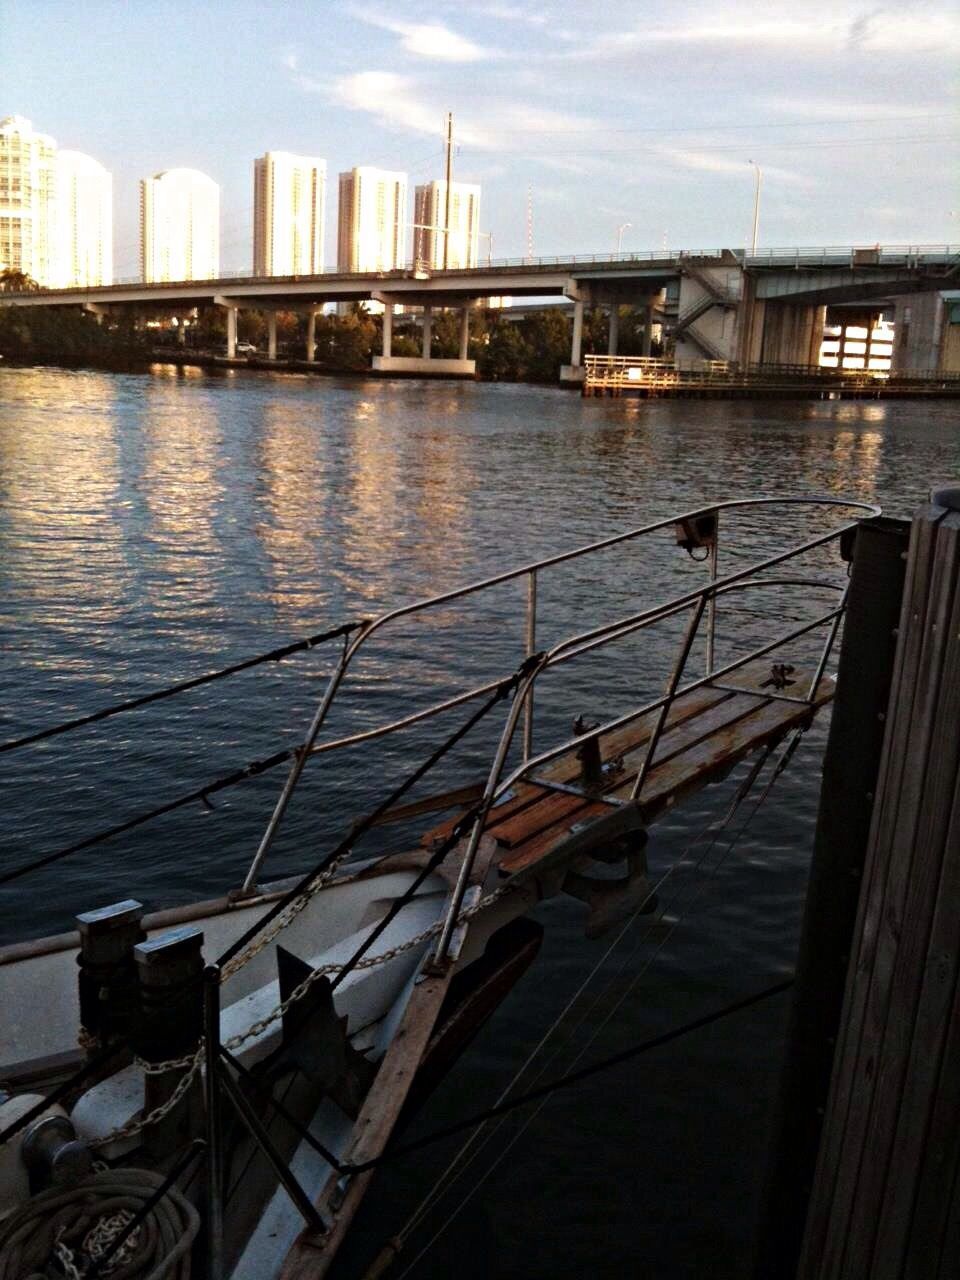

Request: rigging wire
left=391, top=734, right=802, bottom=1278
left=0, top=620, right=361, bottom=756
left=385, top=743, right=775, bottom=1262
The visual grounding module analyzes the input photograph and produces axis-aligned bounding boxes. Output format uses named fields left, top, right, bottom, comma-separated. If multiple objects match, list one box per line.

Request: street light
left=748, top=160, right=762, bottom=256
left=616, top=221, right=632, bottom=254
left=478, top=230, right=494, bottom=267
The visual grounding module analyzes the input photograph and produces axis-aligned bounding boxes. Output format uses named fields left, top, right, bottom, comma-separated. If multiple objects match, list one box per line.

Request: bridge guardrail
left=5, top=246, right=957, bottom=299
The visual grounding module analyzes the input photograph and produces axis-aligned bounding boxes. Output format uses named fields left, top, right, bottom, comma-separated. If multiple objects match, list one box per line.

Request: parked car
left=235, top=341, right=257, bottom=355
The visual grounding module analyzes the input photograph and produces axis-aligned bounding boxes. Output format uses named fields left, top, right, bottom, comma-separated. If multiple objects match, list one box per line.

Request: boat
left=0, top=496, right=878, bottom=1279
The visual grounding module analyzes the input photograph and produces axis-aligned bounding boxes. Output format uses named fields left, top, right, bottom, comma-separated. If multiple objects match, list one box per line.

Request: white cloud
left=351, top=12, right=495, bottom=61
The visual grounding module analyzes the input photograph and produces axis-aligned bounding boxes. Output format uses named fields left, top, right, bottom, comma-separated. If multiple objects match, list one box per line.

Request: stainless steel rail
left=241, top=497, right=878, bottom=899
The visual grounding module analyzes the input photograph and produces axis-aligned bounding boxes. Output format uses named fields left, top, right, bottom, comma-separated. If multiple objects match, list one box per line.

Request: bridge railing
left=7, top=245, right=957, bottom=299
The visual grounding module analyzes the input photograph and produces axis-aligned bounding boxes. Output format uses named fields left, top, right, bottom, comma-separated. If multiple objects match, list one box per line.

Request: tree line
left=0, top=271, right=661, bottom=381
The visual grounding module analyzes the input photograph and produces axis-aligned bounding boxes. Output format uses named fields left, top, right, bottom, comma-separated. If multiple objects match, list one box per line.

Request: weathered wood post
left=797, top=489, right=960, bottom=1279
left=754, top=515, right=909, bottom=1277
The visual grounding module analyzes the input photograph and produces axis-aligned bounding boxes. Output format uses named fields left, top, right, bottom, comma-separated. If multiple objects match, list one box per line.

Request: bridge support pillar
left=382, top=304, right=393, bottom=358
left=422, top=306, right=433, bottom=358
left=642, top=304, right=654, bottom=357
left=607, top=304, right=619, bottom=357
left=267, top=312, right=277, bottom=361
left=305, top=309, right=316, bottom=362
left=560, top=298, right=586, bottom=384
left=177, top=319, right=186, bottom=346
left=459, top=307, right=470, bottom=361
left=224, top=305, right=237, bottom=360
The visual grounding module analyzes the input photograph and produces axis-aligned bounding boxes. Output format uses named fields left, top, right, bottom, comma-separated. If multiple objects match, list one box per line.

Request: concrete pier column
left=422, top=306, right=433, bottom=359
left=305, top=310, right=316, bottom=362
left=642, top=304, right=654, bottom=357
left=459, top=307, right=470, bottom=360
left=225, top=306, right=237, bottom=360
left=571, top=298, right=584, bottom=367
left=177, top=319, right=186, bottom=346
left=267, top=312, right=277, bottom=361
left=382, top=304, right=393, bottom=358
left=607, top=304, right=619, bottom=356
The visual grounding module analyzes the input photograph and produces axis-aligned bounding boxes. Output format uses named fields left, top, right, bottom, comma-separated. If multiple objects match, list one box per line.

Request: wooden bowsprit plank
left=418, top=687, right=732, bottom=851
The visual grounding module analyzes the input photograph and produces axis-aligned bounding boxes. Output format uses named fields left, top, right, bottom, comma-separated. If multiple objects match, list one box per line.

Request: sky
left=2, top=0, right=958, bottom=278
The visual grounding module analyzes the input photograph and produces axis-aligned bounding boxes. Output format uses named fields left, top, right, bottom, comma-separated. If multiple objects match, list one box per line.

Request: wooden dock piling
left=797, top=493, right=960, bottom=1280
left=754, top=515, right=909, bottom=1278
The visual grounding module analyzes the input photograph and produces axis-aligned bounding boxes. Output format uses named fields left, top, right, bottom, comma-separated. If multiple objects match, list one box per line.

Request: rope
left=0, top=620, right=362, bottom=755
left=0, top=1163, right=201, bottom=1280
left=0, top=743, right=296, bottom=887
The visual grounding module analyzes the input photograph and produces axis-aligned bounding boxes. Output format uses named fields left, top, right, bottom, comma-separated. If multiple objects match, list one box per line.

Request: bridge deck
left=422, top=660, right=832, bottom=878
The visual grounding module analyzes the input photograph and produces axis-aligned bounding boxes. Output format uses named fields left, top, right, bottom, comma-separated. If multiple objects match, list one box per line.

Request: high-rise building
left=337, top=167, right=407, bottom=273
left=0, top=115, right=57, bottom=285
left=55, top=151, right=112, bottom=287
left=140, top=168, right=219, bottom=283
left=253, top=151, right=326, bottom=277
left=413, top=180, right=481, bottom=271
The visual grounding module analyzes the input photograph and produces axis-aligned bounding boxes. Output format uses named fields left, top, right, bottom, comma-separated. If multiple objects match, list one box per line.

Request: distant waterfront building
left=337, top=167, right=407, bottom=273
left=55, top=151, right=112, bottom=287
left=253, top=151, right=326, bottom=277
left=0, top=115, right=56, bottom=285
left=140, top=168, right=219, bottom=283
left=413, top=180, right=480, bottom=271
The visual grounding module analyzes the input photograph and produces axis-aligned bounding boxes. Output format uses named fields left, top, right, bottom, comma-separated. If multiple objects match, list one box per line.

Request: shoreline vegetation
left=0, top=297, right=662, bottom=384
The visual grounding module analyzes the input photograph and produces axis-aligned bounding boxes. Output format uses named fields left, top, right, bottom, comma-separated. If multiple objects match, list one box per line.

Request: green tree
left=0, top=268, right=40, bottom=293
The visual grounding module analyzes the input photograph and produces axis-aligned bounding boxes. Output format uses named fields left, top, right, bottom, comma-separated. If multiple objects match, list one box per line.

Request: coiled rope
left=0, top=1167, right=200, bottom=1280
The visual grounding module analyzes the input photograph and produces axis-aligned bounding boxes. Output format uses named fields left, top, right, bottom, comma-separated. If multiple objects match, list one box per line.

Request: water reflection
left=137, top=379, right=226, bottom=639
left=0, top=369, right=130, bottom=650
left=254, top=399, right=329, bottom=620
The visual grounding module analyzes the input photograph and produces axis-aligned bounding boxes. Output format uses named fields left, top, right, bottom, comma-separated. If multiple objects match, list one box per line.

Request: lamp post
left=478, top=231, right=494, bottom=267
left=616, top=221, right=632, bottom=254
left=748, top=160, right=762, bottom=256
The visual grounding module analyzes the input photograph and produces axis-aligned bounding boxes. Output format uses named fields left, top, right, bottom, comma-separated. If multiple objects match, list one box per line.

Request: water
left=1, top=364, right=958, bottom=1277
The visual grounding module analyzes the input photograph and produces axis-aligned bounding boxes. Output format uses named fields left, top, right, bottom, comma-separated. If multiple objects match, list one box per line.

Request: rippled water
left=1, top=364, right=958, bottom=1278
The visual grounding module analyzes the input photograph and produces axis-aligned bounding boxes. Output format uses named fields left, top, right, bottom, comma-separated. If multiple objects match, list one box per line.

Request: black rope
left=84, top=1138, right=207, bottom=1280
left=218, top=979, right=793, bottom=1176
left=216, top=653, right=542, bottom=972
left=0, top=744, right=295, bottom=888
left=0, top=621, right=362, bottom=756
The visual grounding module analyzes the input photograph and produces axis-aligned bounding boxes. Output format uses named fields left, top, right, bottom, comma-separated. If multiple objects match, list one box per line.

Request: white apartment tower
left=337, top=167, right=407, bottom=273
left=413, top=180, right=481, bottom=271
left=140, top=168, right=219, bottom=283
left=253, top=152, right=326, bottom=277
left=0, top=115, right=57, bottom=285
left=55, top=151, right=112, bottom=287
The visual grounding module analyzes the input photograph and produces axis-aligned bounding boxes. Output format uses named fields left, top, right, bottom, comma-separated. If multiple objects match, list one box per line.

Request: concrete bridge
left=3, top=245, right=957, bottom=381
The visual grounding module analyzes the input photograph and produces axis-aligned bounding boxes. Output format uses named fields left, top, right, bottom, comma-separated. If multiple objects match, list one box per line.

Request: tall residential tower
left=253, top=152, right=326, bottom=277
left=0, top=115, right=57, bottom=285
left=140, top=168, right=219, bottom=283
left=413, top=180, right=480, bottom=271
left=55, top=151, right=112, bottom=287
left=337, top=167, right=407, bottom=273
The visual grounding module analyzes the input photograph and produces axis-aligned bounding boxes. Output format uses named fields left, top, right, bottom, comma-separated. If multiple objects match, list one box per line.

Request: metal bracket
left=528, top=774, right=627, bottom=807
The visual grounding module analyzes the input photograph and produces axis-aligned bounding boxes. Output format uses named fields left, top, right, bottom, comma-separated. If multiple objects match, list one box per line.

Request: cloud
left=351, top=12, right=495, bottom=61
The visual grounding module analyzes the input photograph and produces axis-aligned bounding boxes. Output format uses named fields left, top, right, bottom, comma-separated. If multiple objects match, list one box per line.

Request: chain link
left=220, top=849, right=353, bottom=981
left=85, top=883, right=511, bottom=1149
left=90, top=1051, right=203, bottom=1149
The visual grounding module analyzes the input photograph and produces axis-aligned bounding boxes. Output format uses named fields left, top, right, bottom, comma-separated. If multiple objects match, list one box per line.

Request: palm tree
left=0, top=268, right=40, bottom=293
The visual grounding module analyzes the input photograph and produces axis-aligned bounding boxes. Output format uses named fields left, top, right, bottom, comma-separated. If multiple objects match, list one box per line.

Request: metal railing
left=239, top=498, right=880, bottom=955
left=584, top=354, right=960, bottom=390
left=5, top=245, right=957, bottom=300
